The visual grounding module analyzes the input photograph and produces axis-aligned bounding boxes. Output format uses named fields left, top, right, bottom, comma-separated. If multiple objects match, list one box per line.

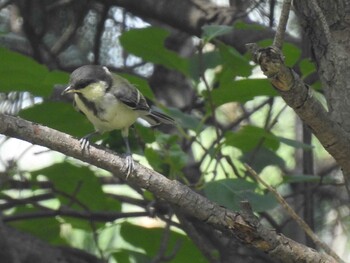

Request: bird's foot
left=125, top=154, right=134, bottom=179
left=79, top=136, right=91, bottom=153
left=79, top=132, right=98, bottom=153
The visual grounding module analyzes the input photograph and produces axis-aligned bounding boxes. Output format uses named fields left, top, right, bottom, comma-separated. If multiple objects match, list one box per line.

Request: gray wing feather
left=111, top=75, right=174, bottom=126
left=112, top=77, right=150, bottom=112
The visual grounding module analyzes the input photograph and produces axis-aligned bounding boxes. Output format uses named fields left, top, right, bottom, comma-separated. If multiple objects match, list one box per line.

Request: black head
left=69, top=65, right=113, bottom=90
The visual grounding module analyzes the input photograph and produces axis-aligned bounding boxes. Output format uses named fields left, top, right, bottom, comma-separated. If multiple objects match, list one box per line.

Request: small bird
left=62, top=65, right=174, bottom=177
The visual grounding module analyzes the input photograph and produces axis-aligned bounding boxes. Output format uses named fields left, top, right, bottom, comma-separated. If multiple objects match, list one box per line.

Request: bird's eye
left=75, top=79, right=96, bottom=90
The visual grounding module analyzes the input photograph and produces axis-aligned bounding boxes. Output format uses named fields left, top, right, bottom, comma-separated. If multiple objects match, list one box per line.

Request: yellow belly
left=75, top=94, right=138, bottom=133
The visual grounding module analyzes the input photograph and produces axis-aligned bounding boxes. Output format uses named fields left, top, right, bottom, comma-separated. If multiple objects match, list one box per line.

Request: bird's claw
left=125, top=154, right=134, bottom=179
left=79, top=136, right=90, bottom=153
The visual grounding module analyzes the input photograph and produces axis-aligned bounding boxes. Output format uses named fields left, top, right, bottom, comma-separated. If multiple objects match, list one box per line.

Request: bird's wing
left=113, top=77, right=150, bottom=112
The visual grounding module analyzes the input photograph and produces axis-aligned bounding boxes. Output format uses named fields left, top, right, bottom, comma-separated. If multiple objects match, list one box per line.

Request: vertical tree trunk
left=293, top=0, right=350, bottom=131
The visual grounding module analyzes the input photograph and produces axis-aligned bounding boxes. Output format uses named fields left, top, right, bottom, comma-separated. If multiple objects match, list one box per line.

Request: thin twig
left=244, top=163, right=345, bottom=263
left=269, top=0, right=276, bottom=28
left=93, top=4, right=110, bottom=64
left=3, top=209, right=149, bottom=223
left=273, top=0, right=292, bottom=49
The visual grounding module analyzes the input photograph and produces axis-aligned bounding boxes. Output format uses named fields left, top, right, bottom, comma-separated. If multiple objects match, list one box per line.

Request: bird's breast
left=74, top=94, right=138, bottom=133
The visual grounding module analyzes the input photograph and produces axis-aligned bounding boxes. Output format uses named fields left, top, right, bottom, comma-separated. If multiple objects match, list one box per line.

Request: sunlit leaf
left=0, top=47, right=68, bottom=96
left=202, top=25, right=234, bottom=42
left=277, top=136, right=314, bottom=150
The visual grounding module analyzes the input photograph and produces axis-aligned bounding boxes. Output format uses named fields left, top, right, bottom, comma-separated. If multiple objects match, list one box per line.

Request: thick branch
left=0, top=113, right=337, bottom=263
left=248, top=45, right=350, bottom=183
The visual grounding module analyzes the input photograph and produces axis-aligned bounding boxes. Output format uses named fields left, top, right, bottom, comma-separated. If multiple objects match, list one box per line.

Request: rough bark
left=0, top=113, right=337, bottom=263
left=293, top=0, right=350, bottom=132
left=248, top=44, right=350, bottom=189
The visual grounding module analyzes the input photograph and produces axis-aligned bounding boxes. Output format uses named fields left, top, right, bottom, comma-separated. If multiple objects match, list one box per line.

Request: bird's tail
left=141, top=110, right=175, bottom=126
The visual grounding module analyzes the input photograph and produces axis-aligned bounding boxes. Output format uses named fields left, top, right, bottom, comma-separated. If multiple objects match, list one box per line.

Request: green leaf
left=189, top=50, right=222, bottom=81
left=203, top=178, right=277, bottom=212
left=233, top=21, right=265, bottom=31
left=202, top=25, right=234, bottom=42
left=282, top=42, right=302, bottom=67
left=9, top=208, right=64, bottom=244
left=135, top=123, right=156, bottom=144
left=218, top=42, right=252, bottom=77
left=167, top=107, right=204, bottom=131
left=120, top=222, right=207, bottom=263
left=113, top=250, right=151, bottom=263
left=299, top=58, right=316, bottom=78
left=277, top=136, right=314, bottom=150
left=19, top=102, right=93, bottom=137
left=240, top=147, right=285, bottom=173
left=32, top=163, right=119, bottom=211
left=0, top=47, right=69, bottom=96
left=145, top=133, right=187, bottom=176
left=144, top=147, right=163, bottom=171
left=225, top=125, right=280, bottom=152
left=211, top=78, right=277, bottom=105
left=119, top=27, right=189, bottom=76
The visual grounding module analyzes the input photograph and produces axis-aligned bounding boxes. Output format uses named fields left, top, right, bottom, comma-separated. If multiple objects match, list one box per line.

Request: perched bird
left=62, top=65, right=174, bottom=177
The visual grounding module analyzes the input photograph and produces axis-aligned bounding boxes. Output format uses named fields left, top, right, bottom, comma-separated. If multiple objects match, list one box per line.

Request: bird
left=62, top=65, right=174, bottom=177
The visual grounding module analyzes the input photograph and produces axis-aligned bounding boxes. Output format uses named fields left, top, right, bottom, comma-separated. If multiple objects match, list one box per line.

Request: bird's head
left=62, top=65, right=113, bottom=100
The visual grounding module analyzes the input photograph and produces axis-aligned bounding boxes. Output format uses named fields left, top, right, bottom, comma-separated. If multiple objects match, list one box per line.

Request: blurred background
left=0, top=0, right=348, bottom=262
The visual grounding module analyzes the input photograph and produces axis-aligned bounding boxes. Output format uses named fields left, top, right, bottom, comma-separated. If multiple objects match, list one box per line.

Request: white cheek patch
left=81, top=81, right=108, bottom=100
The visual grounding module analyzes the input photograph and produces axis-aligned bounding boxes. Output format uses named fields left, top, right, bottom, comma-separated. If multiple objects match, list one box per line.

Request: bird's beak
left=62, top=85, right=75, bottom=95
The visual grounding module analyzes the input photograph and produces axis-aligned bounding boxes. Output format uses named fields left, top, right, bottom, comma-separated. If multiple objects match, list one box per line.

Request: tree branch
left=3, top=209, right=149, bottom=223
left=0, top=113, right=337, bottom=263
left=244, top=163, right=344, bottom=263
left=272, top=0, right=291, bottom=49
left=246, top=44, right=350, bottom=188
